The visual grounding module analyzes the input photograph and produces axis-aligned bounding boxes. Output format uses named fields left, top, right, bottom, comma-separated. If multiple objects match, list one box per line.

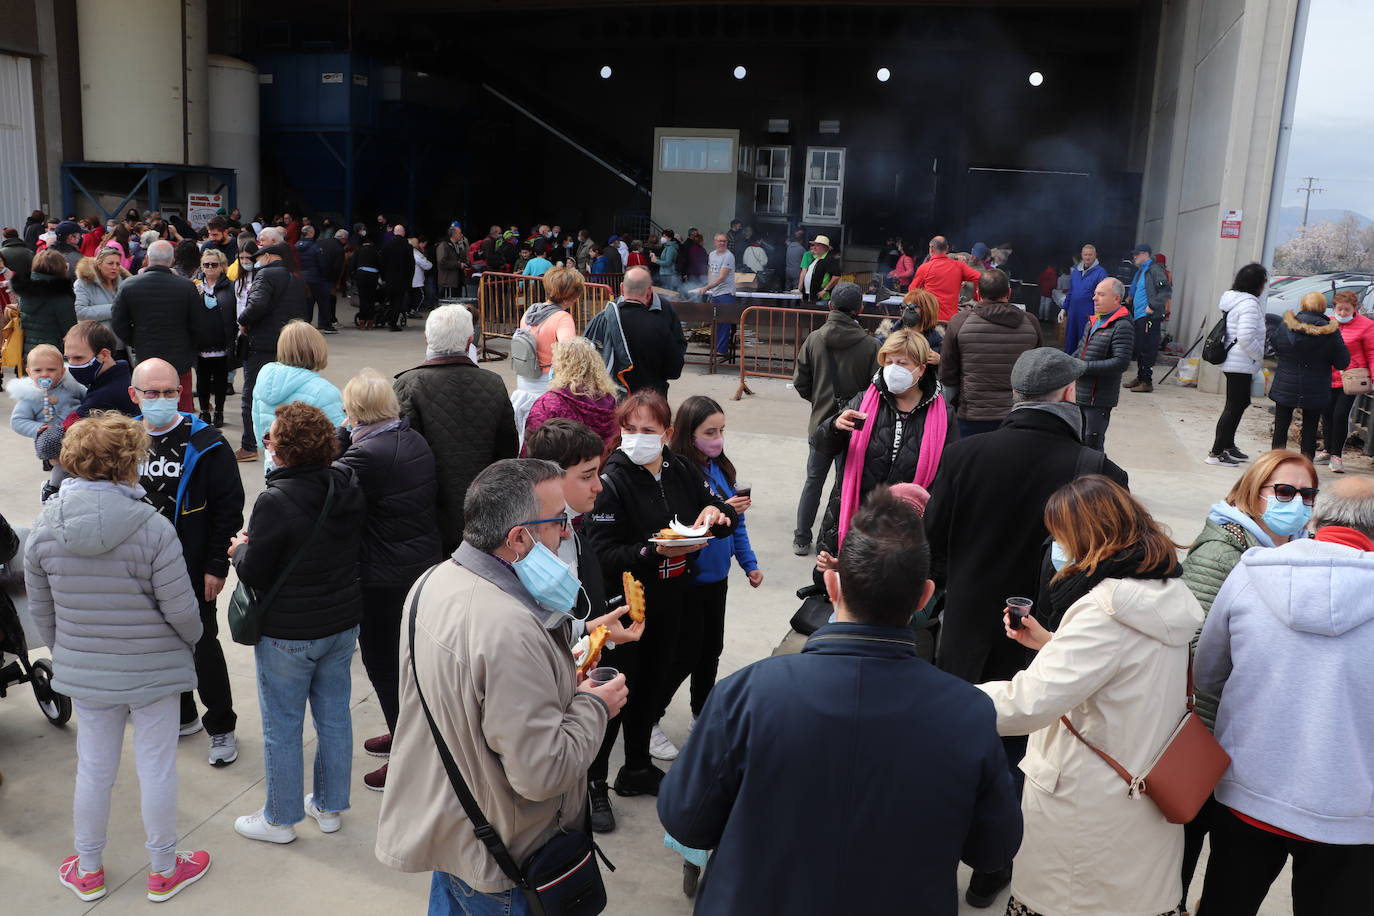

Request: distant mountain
left=1276, top=206, right=1372, bottom=243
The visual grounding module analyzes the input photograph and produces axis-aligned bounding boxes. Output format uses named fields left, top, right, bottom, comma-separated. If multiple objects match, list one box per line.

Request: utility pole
left=1296, top=177, right=1325, bottom=234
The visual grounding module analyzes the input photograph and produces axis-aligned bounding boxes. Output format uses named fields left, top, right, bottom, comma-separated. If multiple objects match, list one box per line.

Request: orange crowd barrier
left=732, top=305, right=887, bottom=399
left=477, top=272, right=619, bottom=347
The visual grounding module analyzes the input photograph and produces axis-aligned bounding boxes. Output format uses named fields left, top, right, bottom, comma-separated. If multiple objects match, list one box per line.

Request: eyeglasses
left=201, top=262, right=221, bottom=268
left=1264, top=483, right=1319, bottom=506
left=133, top=385, right=182, bottom=399
left=519, top=513, right=571, bottom=531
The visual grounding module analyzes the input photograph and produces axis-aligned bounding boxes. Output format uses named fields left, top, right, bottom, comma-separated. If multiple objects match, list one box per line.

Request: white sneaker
left=1205, top=452, right=1240, bottom=467
left=649, top=724, right=679, bottom=761
left=234, top=810, right=296, bottom=844
left=178, top=719, right=204, bottom=738
left=304, top=795, right=341, bottom=834
left=208, top=732, right=237, bottom=767
left=1332, top=456, right=1345, bottom=473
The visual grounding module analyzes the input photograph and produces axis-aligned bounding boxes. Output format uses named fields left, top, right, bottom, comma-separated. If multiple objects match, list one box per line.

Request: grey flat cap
left=1012, top=347, right=1086, bottom=396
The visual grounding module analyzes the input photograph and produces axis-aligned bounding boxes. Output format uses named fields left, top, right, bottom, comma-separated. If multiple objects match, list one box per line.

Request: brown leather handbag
left=1059, top=660, right=1231, bottom=824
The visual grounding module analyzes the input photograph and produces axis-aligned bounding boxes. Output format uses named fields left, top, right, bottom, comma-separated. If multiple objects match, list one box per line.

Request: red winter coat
left=911, top=253, right=981, bottom=322
left=1332, top=312, right=1374, bottom=387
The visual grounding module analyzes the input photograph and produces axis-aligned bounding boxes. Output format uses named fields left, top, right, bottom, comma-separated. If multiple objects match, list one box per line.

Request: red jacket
left=80, top=228, right=105, bottom=257
left=911, top=253, right=981, bottom=322
left=1333, top=312, right=1374, bottom=386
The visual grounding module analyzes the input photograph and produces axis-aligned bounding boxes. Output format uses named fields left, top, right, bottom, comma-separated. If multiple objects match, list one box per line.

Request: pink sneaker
left=58, top=855, right=106, bottom=901
left=146, top=850, right=211, bottom=903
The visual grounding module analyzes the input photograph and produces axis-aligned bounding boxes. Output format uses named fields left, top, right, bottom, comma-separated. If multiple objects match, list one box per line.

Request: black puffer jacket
left=1074, top=306, right=1134, bottom=407
left=393, top=354, right=518, bottom=554
left=585, top=448, right=738, bottom=592
left=110, top=265, right=200, bottom=373
left=811, top=368, right=958, bottom=557
left=1269, top=310, right=1350, bottom=408
left=337, top=419, right=443, bottom=588
left=940, top=301, right=1043, bottom=420
left=234, top=462, right=366, bottom=640
left=239, top=260, right=309, bottom=356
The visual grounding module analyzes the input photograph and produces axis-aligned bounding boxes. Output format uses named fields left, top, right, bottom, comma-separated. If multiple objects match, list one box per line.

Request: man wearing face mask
left=924, top=348, right=1128, bottom=908
left=62, top=320, right=137, bottom=420
left=129, top=359, right=245, bottom=767
left=377, top=459, right=628, bottom=911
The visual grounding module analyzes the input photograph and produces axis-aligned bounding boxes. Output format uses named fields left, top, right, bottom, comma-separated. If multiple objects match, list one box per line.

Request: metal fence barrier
left=476, top=272, right=616, bottom=354
left=732, top=305, right=889, bottom=400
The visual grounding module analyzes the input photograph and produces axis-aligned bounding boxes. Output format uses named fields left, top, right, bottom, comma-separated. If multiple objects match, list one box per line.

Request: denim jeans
left=429, top=872, right=533, bottom=916
left=255, top=626, right=358, bottom=825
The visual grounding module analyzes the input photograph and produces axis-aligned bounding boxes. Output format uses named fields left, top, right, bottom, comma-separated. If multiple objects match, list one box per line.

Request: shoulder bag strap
left=258, top=475, right=336, bottom=610
left=407, top=562, right=532, bottom=892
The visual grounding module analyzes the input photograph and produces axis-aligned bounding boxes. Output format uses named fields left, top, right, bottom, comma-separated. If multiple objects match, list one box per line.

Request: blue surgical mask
left=1263, top=494, right=1312, bottom=537
left=67, top=356, right=102, bottom=386
left=140, top=397, right=180, bottom=428
left=513, top=531, right=583, bottom=616
left=1336, top=313, right=1354, bottom=324
left=1050, top=540, right=1072, bottom=572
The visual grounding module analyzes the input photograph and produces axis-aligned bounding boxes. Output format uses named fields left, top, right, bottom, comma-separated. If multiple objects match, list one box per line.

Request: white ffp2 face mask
left=619, top=432, right=664, bottom=466
left=883, top=363, right=916, bottom=395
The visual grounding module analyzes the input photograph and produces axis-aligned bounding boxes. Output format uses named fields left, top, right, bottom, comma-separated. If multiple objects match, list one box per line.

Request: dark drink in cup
left=735, top=481, right=752, bottom=498
left=1006, top=597, right=1033, bottom=630
left=588, top=667, right=619, bottom=686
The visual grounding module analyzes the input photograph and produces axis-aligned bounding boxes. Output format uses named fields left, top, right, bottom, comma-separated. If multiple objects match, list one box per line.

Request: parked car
left=1264, top=271, right=1374, bottom=318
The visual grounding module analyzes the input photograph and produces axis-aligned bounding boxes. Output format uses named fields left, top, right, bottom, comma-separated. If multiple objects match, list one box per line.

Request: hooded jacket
left=1269, top=310, right=1349, bottom=408
left=1217, top=290, right=1265, bottom=375
left=110, top=264, right=201, bottom=373
left=812, top=368, right=957, bottom=557
left=692, top=459, right=759, bottom=584
left=393, top=354, right=519, bottom=554
left=523, top=387, right=619, bottom=455
left=25, top=480, right=202, bottom=706
left=1198, top=537, right=1374, bottom=844
left=793, top=309, right=881, bottom=435
left=7, top=373, right=85, bottom=438
left=11, top=269, right=78, bottom=358
left=73, top=257, right=130, bottom=332
left=250, top=362, right=346, bottom=453
left=940, top=301, right=1043, bottom=420
left=1332, top=310, right=1374, bottom=387
left=1075, top=306, right=1134, bottom=408
left=239, top=260, right=309, bottom=356
left=978, top=576, right=1202, bottom=916
left=337, top=419, right=443, bottom=588
left=1, top=236, right=34, bottom=281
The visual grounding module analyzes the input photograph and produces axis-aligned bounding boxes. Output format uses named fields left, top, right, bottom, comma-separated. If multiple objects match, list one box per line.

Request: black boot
left=682, top=862, right=701, bottom=898
left=588, top=780, right=615, bottom=833
left=212, top=411, right=224, bottom=429
left=612, top=763, right=664, bottom=797
left=965, top=865, right=1013, bottom=908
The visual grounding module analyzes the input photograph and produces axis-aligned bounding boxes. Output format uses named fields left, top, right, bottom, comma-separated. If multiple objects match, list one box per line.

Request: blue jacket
left=658, top=622, right=1022, bottom=915
left=296, top=238, right=324, bottom=284
left=692, top=460, right=758, bottom=584
left=1062, top=262, right=1107, bottom=354
left=249, top=362, right=346, bottom=452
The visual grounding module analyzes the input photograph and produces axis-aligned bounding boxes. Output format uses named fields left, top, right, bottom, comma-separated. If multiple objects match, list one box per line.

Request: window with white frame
left=803, top=147, right=845, bottom=221
left=753, top=146, right=789, bottom=217
left=659, top=136, right=735, bottom=173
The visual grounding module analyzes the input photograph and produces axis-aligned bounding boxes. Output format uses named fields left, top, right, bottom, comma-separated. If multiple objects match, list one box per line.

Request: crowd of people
left=0, top=204, right=1369, bottom=916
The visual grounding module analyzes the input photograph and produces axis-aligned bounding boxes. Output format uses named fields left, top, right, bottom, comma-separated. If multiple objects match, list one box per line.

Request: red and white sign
left=187, top=193, right=224, bottom=230
left=1220, top=209, right=1243, bottom=239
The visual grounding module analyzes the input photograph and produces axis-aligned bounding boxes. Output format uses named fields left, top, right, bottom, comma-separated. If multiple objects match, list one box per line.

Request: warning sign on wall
left=187, top=193, right=223, bottom=230
left=1220, top=209, right=1243, bottom=239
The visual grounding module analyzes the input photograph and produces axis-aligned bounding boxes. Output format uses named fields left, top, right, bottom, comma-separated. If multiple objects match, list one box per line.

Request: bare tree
left=1274, top=214, right=1374, bottom=274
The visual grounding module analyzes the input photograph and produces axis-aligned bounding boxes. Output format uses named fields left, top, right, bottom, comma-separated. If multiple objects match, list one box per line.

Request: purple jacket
left=523, top=388, right=619, bottom=457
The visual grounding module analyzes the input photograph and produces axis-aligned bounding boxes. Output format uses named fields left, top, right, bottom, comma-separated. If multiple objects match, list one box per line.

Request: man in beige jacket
left=376, top=458, right=628, bottom=914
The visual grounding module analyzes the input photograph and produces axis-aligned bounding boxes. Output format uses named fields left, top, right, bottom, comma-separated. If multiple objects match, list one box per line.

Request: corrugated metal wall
left=0, top=54, right=39, bottom=227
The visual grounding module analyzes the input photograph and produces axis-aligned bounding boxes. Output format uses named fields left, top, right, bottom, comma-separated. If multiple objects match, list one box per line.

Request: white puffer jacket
left=25, top=479, right=201, bottom=706
left=1219, top=290, right=1265, bottom=374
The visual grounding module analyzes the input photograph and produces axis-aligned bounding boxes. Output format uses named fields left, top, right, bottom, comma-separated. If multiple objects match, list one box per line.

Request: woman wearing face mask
left=193, top=250, right=238, bottom=428
left=1269, top=291, right=1348, bottom=460
left=1318, top=290, right=1374, bottom=472
left=1176, top=447, right=1316, bottom=907
left=585, top=389, right=737, bottom=798
left=229, top=402, right=366, bottom=844
left=813, top=327, right=956, bottom=571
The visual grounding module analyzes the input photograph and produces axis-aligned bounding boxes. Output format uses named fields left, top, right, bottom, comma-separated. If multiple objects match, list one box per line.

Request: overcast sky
left=1281, top=0, right=1374, bottom=219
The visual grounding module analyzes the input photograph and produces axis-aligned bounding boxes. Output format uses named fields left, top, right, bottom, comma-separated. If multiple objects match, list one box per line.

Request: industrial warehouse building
left=0, top=0, right=1307, bottom=340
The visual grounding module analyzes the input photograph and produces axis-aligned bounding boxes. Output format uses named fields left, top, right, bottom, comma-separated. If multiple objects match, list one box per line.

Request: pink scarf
left=837, top=384, right=947, bottom=545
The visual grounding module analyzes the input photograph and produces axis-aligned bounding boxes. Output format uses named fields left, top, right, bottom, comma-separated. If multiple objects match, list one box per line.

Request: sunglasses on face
left=202, top=262, right=220, bottom=268
left=1265, top=483, right=1318, bottom=505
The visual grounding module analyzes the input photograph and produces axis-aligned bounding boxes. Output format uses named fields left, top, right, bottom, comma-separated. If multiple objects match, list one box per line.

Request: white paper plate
left=649, top=536, right=710, bottom=547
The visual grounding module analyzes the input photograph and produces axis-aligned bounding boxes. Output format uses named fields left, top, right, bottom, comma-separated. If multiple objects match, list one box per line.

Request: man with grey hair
left=377, top=459, right=627, bottom=912
left=234, top=243, right=309, bottom=460
left=257, top=225, right=285, bottom=247
left=1073, top=277, right=1134, bottom=451
left=1195, top=474, right=1374, bottom=913
left=1063, top=244, right=1107, bottom=354
left=394, top=304, right=518, bottom=553
left=112, top=239, right=202, bottom=411
left=584, top=265, right=685, bottom=396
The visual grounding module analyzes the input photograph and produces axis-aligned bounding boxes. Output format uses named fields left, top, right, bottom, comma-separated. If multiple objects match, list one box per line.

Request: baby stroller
left=0, top=520, right=71, bottom=726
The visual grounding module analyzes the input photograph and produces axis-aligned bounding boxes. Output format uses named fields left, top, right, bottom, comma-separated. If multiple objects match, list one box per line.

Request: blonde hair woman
left=510, top=265, right=580, bottom=443
left=336, top=368, right=441, bottom=791
left=1269, top=290, right=1349, bottom=458
left=73, top=250, right=131, bottom=338
left=250, top=320, right=345, bottom=466
left=812, top=327, right=956, bottom=567
left=193, top=248, right=238, bottom=426
left=522, top=335, right=619, bottom=458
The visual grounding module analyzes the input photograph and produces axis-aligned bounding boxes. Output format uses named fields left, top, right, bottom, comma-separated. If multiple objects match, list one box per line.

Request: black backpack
left=1201, top=314, right=1234, bottom=365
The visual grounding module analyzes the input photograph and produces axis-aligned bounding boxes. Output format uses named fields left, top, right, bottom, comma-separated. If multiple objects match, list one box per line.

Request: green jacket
left=1181, top=518, right=1260, bottom=730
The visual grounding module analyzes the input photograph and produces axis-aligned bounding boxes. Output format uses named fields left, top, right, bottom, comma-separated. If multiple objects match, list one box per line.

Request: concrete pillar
left=207, top=54, right=259, bottom=217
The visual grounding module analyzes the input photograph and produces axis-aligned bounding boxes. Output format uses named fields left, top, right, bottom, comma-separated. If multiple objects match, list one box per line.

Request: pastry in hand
left=622, top=571, right=646, bottom=623
left=578, top=625, right=610, bottom=675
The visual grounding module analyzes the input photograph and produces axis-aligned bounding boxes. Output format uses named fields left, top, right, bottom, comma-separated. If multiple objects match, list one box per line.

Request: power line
left=1296, top=177, right=1325, bottom=233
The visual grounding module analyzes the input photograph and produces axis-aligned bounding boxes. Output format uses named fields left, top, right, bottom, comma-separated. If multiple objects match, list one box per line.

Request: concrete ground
left=0, top=316, right=1310, bottom=913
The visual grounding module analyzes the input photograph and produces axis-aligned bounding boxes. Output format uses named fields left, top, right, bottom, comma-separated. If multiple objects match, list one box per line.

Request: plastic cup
left=735, top=481, right=752, bottom=498
left=588, top=667, right=619, bottom=686
left=1006, top=597, right=1033, bottom=630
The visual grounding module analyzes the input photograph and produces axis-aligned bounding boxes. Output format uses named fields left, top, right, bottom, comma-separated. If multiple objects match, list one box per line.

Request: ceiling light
left=599, top=66, right=612, bottom=79
left=733, top=66, right=747, bottom=80
left=1029, top=71, right=1044, bottom=87
left=876, top=68, right=891, bottom=82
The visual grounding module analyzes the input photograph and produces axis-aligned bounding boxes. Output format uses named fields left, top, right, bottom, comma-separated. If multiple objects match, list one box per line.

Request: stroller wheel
left=30, top=658, right=71, bottom=726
